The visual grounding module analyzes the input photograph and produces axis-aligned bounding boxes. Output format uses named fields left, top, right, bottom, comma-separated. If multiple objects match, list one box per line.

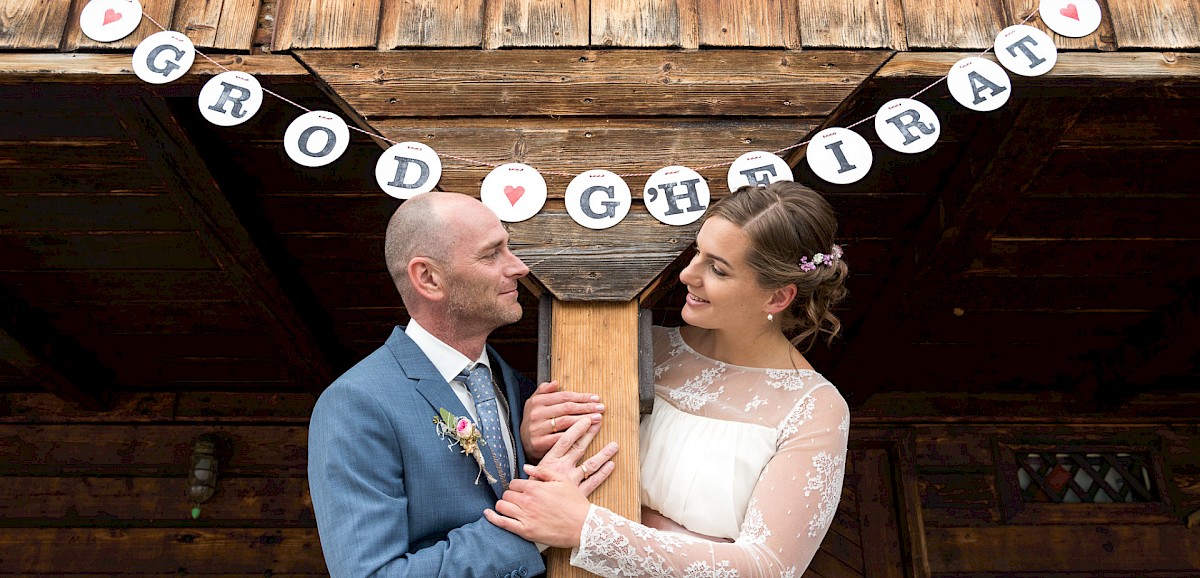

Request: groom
left=308, top=192, right=616, bottom=577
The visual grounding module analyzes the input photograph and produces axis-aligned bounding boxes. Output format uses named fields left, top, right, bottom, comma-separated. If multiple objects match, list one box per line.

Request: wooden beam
left=876, top=52, right=1200, bottom=88
left=295, top=49, right=891, bottom=119
left=0, top=528, right=324, bottom=574
left=0, top=53, right=309, bottom=90
left=111, top=96, right=334, bottom=396
left=0, top=291, right=109, bottom=411
left=836, top=97, right=1087, bottom=404
left=545, top=299, right=640, bottom=577
left=1074, top=278, right=1200, bottom=409
left=0, top=330, right=106, bottom=412
left=926, top=525, right=1200, bottom=573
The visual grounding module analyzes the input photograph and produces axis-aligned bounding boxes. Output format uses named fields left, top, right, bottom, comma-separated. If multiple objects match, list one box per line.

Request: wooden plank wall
left=903, top=422, right=1200, bottom=575
left=5, top=394, right=1198, bottom=575
left=0, top=392, right=323, bottom=576
left=3, top=0, right=1199, bottom=51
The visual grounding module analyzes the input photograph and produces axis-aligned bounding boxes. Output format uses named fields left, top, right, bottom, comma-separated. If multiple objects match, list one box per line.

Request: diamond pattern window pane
left=1016, top=452, right=1156, bottom=503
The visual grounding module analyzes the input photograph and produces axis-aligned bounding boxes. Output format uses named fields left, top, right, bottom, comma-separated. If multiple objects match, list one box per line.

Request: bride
left=488, top=181, right=851, bottom=576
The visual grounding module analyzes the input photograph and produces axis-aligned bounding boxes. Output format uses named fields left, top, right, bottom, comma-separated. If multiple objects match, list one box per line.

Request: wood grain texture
left=272, top=0, right=381, bottom=49
left=901, top=0, right=1008, bottom=49
left=0, top=53, right=309, bottom=84
left=509, top=204, right=698, bottom=301
left=696, top=0, right=799, bottom=48
left=0, top=0, right=72, bottom=49
left=64, top=0, right=177, bottom=51
left=173, top=0, right=262, bottom=50
left=1106, top=0, right=1200, bottom=49
left=378, top=0, right=485, bottom=48
left=544, top=299, right=640, bottom=576
left=484, top=0, right=589, bottom=48
left=0, top=476, right=313, bottom=523
left=591, top=0, right=695, bottom=48
left=1004, top=0, right=1117, bottom=51
left=298, top=49, right=889, bottom=119
left=0, top=424, right=309, bottom=474
left=795, top=0, right=906, bottom=49
left=0, top=528, right=324, bottom=574
left=877, top=52, right=1200, bottom=83
left=926, top=525, right=1200, bottom=572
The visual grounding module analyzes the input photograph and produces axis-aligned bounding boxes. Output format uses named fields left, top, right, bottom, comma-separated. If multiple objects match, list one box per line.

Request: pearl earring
left=767, top=313, right=774, bottom=322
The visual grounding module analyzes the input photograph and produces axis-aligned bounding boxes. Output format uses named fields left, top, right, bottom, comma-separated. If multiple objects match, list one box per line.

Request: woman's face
left=678, top=216, right=776, bottom=331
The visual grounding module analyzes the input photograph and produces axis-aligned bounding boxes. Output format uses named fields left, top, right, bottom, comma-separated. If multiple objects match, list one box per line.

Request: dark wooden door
left=805, top=442, right=925, bottom=578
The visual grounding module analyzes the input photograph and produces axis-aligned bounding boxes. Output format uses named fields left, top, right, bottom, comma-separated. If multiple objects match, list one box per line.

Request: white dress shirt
left=405, top=320, right=517, bottom=480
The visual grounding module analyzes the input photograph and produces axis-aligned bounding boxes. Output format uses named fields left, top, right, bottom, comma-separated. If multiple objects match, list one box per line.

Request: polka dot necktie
left=463, top=363, right=510, bottom=489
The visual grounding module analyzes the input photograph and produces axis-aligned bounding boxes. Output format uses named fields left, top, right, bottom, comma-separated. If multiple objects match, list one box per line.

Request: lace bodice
left=571, top=326, right=850, bottom=577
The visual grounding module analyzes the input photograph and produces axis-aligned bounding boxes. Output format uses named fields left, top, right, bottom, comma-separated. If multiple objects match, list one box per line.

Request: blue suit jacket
left=308, top=326, right=544, bottom=578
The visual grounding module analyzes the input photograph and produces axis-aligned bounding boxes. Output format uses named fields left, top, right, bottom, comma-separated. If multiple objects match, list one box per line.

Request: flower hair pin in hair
left=799, top=245, right=843, bottom=272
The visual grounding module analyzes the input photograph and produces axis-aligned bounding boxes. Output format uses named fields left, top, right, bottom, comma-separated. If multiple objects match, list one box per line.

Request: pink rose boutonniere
left=433, top=407, right=497, bottom=484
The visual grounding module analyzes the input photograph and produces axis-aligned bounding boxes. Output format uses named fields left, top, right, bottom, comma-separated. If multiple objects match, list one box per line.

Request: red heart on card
left=103, top=8, right=123, bottom=26
left=1060, top=3, right=1080, bottom=20
left=503, top=185, right=525, bottom=205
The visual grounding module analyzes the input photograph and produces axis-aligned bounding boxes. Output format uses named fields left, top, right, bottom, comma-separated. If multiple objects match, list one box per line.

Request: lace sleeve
left=570, top=384, right=850, bottom=577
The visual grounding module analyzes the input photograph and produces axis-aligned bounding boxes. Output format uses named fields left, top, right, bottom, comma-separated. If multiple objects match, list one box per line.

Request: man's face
left=442, top=205, right=530, bottom=334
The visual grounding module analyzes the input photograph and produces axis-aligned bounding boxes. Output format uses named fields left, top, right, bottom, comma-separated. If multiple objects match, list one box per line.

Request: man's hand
left=520, top=380, right=606, bottom=461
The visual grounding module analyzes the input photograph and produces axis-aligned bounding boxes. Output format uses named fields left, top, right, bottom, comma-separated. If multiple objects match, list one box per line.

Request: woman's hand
left=520, top=380, right=605, bottom=461
left=486, top=417, right=618, bottom=546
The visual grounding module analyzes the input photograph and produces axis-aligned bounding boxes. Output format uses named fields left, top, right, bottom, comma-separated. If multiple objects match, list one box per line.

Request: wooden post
left=545, top=299, right=641, bottom=576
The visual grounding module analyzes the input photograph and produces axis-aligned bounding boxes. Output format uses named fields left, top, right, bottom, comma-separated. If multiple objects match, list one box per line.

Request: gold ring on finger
left=550, top=416, right=558, bottom=433
left=580, top=463, right=590, bottom=477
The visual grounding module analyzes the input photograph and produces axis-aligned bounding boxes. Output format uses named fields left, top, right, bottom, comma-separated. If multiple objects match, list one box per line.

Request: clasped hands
left=488, top=381, right=619, bottom=549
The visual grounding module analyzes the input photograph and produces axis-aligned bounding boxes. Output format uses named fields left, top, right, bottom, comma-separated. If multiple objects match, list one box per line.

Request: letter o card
left=995, top=25, right=1057, bottom=77
left=947, top=57, right=1012, bottom=112
left=874, top=98, right=940, bottom=154
left=132, top=31, right=195, bottom=84
left=480, top=163, right=547, bottom=223
left=284, top=111, right=350, bottom=168
left=566, top=170, right=632, bottom=230
left=727, top=151, right=793, bottom=192
left=80, top=0, right=142, bottom=43
left=806, top=128, right=873, bottom=185
left=198, top=71, right=263, bottom=126
left=1040, top=0, right=1101, bottom=38
left=375, top=142, right=441, bottom=199
left=643, top=166, right=710, bottom=226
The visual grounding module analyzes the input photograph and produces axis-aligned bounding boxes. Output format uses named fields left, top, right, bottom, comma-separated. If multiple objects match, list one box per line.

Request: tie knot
left=462, top=363, right=495, bottom=403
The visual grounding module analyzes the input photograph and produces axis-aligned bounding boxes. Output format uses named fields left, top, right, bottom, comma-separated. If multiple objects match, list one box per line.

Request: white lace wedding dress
left=571, top=326, right=850, bottom=577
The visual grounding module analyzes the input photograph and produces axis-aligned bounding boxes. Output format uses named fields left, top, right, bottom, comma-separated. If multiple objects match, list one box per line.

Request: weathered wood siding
left=4, top=0, right=1198, bottom=51
left=0, top=392, right=324, bottom=576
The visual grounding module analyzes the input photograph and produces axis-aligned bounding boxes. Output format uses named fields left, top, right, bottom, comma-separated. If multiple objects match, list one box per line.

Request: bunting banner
left=81, top=0, right=1102, bottom=229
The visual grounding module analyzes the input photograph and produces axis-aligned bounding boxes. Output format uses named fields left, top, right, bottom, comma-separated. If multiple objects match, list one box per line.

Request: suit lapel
left=385, top=327, right=472, bottom=419
left=386, top=327, right=510, bottom=498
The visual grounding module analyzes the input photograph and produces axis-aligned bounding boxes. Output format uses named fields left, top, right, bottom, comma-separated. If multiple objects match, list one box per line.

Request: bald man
left=308, top=192, right=617, bottom=577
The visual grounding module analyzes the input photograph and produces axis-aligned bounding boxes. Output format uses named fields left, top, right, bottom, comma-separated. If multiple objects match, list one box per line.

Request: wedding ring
left=580, top=463, right=590, bottom=477
left=550, top=416, right=558, bottom=433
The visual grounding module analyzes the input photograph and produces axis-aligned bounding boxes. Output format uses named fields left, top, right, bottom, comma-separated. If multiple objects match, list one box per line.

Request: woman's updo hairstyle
left=707, top=181, right=849, bottom=351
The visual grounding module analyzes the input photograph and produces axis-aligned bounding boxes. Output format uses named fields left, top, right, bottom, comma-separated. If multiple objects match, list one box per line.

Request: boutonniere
left=433, top=408, right=497, bottom=485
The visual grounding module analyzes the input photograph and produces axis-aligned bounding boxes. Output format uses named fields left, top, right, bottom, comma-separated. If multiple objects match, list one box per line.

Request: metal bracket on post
left=638, top=307, right=654, bottom=415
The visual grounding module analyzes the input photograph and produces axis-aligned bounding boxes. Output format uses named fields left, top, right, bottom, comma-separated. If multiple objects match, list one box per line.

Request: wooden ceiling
left=0, top=0, right=1197, bottom=417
